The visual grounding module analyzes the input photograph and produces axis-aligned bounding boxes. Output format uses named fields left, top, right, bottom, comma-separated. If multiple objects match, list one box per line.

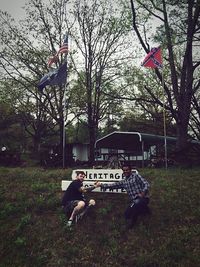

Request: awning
left=95, top=131, right=200, bottom=152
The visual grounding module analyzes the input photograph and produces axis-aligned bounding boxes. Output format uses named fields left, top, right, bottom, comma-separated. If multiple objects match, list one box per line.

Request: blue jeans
left=124, top=197, right=150, bottom=224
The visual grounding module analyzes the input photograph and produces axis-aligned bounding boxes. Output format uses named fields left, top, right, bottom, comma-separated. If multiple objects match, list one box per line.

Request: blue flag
left=38, top=62, right=67, bottom=92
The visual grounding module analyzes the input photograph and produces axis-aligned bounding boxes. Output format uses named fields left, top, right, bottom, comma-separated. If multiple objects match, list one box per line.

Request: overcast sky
left=0, top=0, right=26, bottom=19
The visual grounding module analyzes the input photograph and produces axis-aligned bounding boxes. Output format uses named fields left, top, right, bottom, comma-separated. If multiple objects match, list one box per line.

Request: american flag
left=57, top=34, right=68, bottom=55
left=47, top=34, right=68, bottom=68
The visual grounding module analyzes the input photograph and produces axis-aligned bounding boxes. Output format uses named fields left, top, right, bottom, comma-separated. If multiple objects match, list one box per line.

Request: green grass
left=0, top=167, right=200, bottom=267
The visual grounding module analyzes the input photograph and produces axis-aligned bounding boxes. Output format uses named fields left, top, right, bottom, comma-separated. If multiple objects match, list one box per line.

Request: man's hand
left=94, top=181, right=101, bottom=187
left=138, top=192, right=145, bottom=198
left=82, top=181, right=101, bottom=193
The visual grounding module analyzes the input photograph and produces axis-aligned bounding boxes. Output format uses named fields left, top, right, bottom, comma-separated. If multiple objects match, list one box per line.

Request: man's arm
left=100, top=180, right=124, bottom=191
left=79, top=181, right=101, bottom=193
left=137, top=174, right=150, bottom=197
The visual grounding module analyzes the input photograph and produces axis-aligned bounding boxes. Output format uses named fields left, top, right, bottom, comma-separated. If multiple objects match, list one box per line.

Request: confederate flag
left=141, top=46, right=162, bottom=68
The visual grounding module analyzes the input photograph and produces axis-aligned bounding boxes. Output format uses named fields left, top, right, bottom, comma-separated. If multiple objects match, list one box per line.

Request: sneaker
left=66, top=220, right=73, bottom=227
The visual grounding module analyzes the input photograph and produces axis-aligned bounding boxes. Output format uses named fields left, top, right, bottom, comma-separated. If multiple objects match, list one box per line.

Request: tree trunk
left=175, top=99, right=192, bottom=166
left=176, top=123, right=188, bottom=165
left=88, top=123, right=96, bottom=166
left=33, top=135, right=41, bottom=157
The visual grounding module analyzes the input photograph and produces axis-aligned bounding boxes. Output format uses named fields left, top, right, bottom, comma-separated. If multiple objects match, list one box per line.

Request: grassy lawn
left=0, top=167, right=200, bottom=267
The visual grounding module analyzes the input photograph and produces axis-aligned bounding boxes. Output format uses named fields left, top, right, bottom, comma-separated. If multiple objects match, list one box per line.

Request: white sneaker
left=66, top=220, right=73, bottom=227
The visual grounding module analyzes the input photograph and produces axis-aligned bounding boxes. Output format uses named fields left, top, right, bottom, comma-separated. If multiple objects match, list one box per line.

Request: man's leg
left=68, top=200, right=86, bottom=224
left=125, top=197, right=149, bottom=228
left=124, top=204, right=139, bottom=228
left=77, top=199, right=96, bottom=220
left=140, top=197, right=151, bottom=215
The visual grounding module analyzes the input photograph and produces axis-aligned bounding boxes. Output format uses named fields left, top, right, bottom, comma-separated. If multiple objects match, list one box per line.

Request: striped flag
left=57, top=34, right=68, bottom=55
left=141, top=46, right=162, bottom=68
left=47, top=34, right=68, bottom=68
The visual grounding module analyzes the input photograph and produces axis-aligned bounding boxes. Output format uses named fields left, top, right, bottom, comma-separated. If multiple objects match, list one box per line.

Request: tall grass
left=0, top=167, right=200, bottom=267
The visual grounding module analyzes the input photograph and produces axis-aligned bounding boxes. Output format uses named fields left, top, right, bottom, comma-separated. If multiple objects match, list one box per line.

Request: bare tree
left=66, top=0, right=133, bottom=164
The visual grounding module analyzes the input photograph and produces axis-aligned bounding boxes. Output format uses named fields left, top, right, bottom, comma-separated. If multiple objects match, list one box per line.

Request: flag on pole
left=38, top=62, right=67, bottom=92
left=47, top=34, right=68, bottom=67
left=57, top=34, right=68, bottom=55
left=141, top=45, right=168, bottom=168
left=141, top=46, right=162, bottom=68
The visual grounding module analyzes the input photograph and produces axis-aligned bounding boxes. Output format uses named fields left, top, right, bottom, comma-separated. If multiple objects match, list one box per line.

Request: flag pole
left=162, top=69, right=168, bottom=169
left=141, top=46, right=167, bottom=168
left=62, top=82, right=67, bottom=168
left=62, top=33, right=68, bottom=169
left=38, top=33, right=68, bottom=169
